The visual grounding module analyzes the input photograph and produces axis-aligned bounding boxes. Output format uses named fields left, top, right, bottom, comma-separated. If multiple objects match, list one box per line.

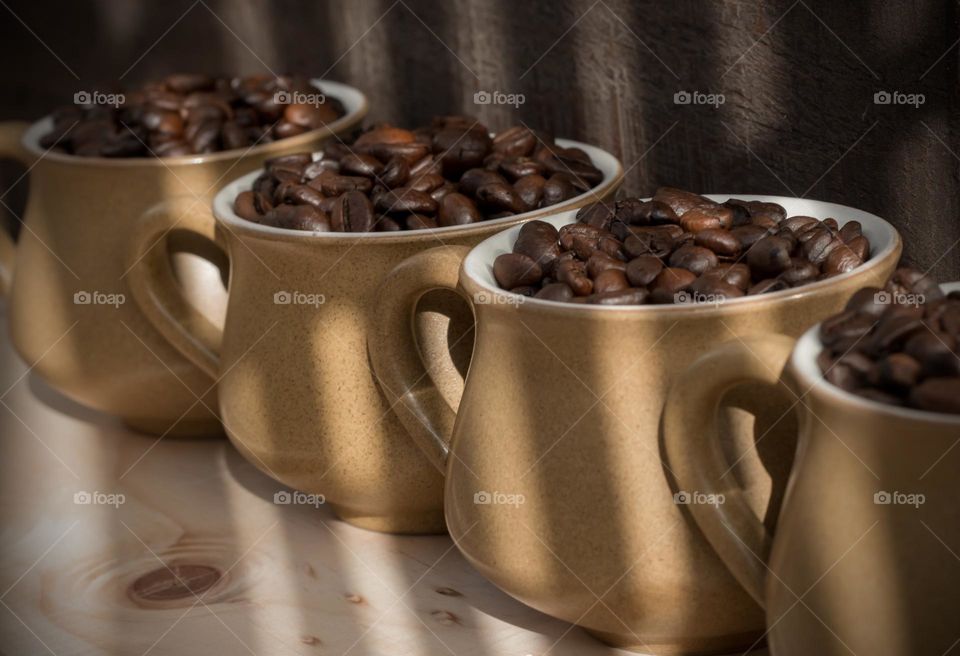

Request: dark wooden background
left=1, top=0, right=957, bottom=279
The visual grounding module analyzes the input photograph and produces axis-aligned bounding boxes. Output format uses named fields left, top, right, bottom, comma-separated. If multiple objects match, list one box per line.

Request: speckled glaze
left=663, top=288, right=960, bottom=656
left=0, top=80, right=368, bottom=436
left=126, top=141, right=623, bottom=533
left=368, top=197, right=902, bottom=653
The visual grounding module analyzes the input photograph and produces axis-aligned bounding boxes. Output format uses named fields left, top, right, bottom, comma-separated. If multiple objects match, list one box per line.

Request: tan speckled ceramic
left=368, top=197, right=901, bottom=653
left=0, top=80, right=367, bottom=436
left=664, top=284, right=960, bottom=656
left=126, top=140, right=623, bottom=533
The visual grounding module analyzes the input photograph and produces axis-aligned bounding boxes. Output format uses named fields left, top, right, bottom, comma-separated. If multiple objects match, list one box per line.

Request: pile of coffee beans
left=40, top=74, right=345, bottom=157
left=492, top=188, right=873, bottom=305
left=232, top=115, right=604, bottom=232
left=818, top=268, right=960, bottom=413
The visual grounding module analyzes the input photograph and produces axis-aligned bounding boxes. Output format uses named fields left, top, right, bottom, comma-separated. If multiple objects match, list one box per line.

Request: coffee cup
left=0, top=80, right=366, bottom=436
left=126, top=139, right=622, bottom=532
left=368, top=196, right=900, bottom=652
left=663, top=283, right=960, bottom=655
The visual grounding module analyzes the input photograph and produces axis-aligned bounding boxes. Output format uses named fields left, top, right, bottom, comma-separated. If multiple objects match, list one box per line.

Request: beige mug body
left=369, top=197, right=901, bottom=653
left=664, top=300, right=960, bottom=656
left=127, top=141, right=623, bottom=532
left=1, top=80, right=367, bottom=436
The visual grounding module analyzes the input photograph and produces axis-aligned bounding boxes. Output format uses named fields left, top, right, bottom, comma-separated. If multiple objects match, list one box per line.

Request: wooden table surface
left=0, top=305, right=768, bottom=656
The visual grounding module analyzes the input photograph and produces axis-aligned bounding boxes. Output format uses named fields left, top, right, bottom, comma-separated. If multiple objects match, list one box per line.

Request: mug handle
left=368, top=245, right=472, bottom=472
left=0, top=120, right=34, bottom=295
left=125, top=195, right=226, bottom=378
left=662, top=334, right=798, bottom=606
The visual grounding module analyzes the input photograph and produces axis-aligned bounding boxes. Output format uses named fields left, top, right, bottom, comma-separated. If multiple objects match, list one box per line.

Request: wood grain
left=3, top=304, right=750, bottom=655
left=0, top=0, right=956, bottom=280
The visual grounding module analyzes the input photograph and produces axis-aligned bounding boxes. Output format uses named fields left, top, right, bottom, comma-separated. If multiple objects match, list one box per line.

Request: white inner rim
left=22, top=78, right=367, bottom=161
left=212, top=137, right=622, bottom=239
left=793, top=281, right=960, bottom=422
left=462, top=195, right=900, bottom=312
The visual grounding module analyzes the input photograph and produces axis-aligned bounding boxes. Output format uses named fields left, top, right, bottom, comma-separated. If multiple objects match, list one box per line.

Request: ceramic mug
left=368, top=197, right=901, bottom=653
left=0, top=80, right=367, bottom=436
left=663, top=284, right=960, bottom=656
left=125, top=140, right=623, bottom=533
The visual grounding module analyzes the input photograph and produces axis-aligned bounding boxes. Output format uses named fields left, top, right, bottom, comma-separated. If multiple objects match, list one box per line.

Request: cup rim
left=459, top=194, right=903, bottom=315
left=209, top=137, right=625, bottom=243
left=20, top=78, right=368, bottom=167
left=791, top=285, right=960, bottom=424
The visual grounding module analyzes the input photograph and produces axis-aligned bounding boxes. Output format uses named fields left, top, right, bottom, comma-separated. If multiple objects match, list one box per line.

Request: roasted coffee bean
left=701, top=263, right=751, bottom=290
left=542, top=174, right=576, bottom=205
left=492, top=187, right=872, bottom=306
left=514, top=174, right=546, bottom=209
left=731, top=225, right=770, bottom=250
left=500, top=157, right=545, bottom=180
left=593, top=268, right=629, bottom=294
left=492, top=126, right=537, bottom=157
left=476, top=182, right=526, bottom=213
left=747, top=236, right=793, bottom=278
left=650, top=267, right=697, bottom=304
left=494, top=253, right=543, bottom=289
left=515, top=220, right=561, bottom=270
left=695, top=228, right=740, bottom=256
left=459, top=168, right=507, bottom=196
left=780, top=258, right=819, bottom=285
left=331, top=191, right=375, bottom=232
left=375, top=187, right=438, bottom=214
left=909, top=378, right=960, bottom=413
left=586, top=288, right=650, bottom=305
left=438, top=193, right=481, bottom=226
left=669, top=244, right=718, bottom=275
left=234, top=191, right=260, bottom=222
left=654, top=187, right=712, bottom=217
left=577, top=201, right=617, bottom=231
left=535, top=282, right=574, bottom=302
left=45, top=74, right=345, bottom=158
left=587, top=251, right=627, bottom=277
left=261, top=204, right=330, bottom=231
left=404, top=214, right=437, bottom=230
left=555, top=257, right=593, bottom=296
left=817, top=269, right=960, bottom=413
left=339, top=153, right=383, bottom=178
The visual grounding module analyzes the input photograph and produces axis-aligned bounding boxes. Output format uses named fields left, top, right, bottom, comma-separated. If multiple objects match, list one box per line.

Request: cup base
left=329, top=503, right=447, bottom=535
left=123, top=415, right=224, bottom=438
left=584, top=627, right=765, bottom=655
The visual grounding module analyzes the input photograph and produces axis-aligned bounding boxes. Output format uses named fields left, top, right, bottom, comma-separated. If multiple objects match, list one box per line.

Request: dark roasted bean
left=494, top=253, right=543, bottom=289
